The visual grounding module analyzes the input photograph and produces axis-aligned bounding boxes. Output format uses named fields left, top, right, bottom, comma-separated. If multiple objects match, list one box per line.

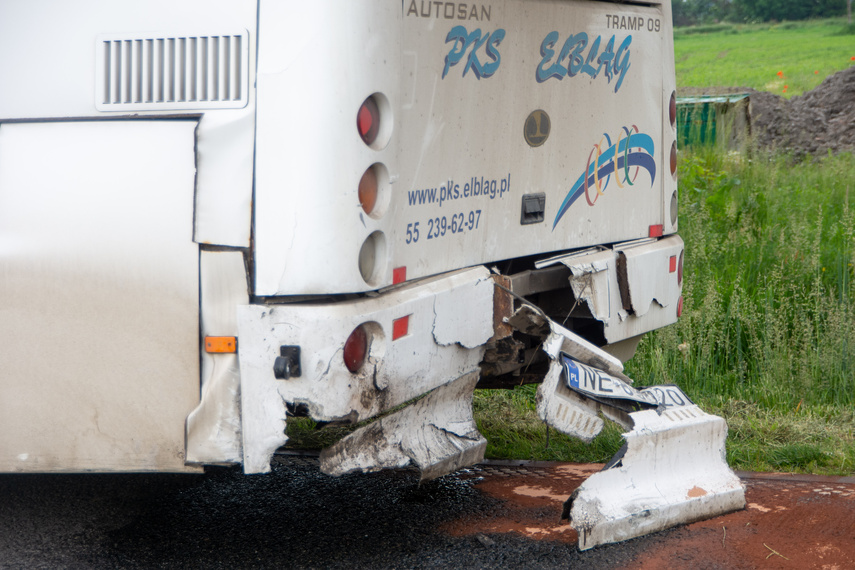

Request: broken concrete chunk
left=319, top=371, right=486, bottom=481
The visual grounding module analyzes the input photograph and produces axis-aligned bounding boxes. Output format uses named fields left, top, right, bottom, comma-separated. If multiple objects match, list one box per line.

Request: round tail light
left=669, top=91, right=677, bottom=128
left=677, top=296, right=684, bottom=318
left=357, top=96, right=380, bottom=146
left=344, top=325, right=369, bottom=373
left=358, top=166, right=378, bottom=215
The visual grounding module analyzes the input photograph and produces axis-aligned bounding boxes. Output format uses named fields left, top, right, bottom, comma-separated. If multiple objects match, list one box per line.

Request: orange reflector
left=669, top=255, right=677, bottom=273
left=392, top=315, right=410, bottom=341
left=649, top=224, right=664, bottom=238
left=205, top=336, right=237, bottom=353
left=393, top=266, right=407, bottom=284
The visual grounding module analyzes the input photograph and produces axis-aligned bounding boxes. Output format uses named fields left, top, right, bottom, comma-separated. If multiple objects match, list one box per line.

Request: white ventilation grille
left=96, top=31, right=249, bottom=111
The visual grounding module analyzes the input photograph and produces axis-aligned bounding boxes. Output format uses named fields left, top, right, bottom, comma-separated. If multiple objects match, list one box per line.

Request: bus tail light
left=344, top=325, right=369, bottom=373
left=357, top=96, right=380, bottom=146
left=358, top=166, right=378, bottom=215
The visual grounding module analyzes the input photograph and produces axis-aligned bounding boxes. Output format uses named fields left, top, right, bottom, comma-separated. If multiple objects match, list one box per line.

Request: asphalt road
left=0, top=455, right=650, bottom=569
left=6, top=455, right=851, bottom=568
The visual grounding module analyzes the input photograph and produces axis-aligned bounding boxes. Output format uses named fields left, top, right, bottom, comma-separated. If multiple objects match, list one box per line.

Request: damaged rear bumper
left=534, top=235, right=684, bottom=345
left=233, top=266, right=494, bottom=474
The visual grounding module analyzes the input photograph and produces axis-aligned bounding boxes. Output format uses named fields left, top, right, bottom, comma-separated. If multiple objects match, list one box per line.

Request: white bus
left=0, top=0, right=742, bottom=549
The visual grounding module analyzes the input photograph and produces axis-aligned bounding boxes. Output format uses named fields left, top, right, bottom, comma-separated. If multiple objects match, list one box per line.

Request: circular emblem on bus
left=524, top=110, right=550, bottom=147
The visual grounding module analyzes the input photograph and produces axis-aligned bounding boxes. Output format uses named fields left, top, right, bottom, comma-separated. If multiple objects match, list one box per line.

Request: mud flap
left=511, top=306, right=746, bottom=550
left=319, top=371, right=487, bottom=482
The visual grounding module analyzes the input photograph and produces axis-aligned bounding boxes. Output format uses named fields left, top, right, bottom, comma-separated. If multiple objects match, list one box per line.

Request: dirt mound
left=749, top=66, right=855, bottom=158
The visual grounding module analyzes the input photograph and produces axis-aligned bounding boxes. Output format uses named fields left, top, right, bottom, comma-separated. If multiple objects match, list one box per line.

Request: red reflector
left=677, top=296, right=684, bottom=318
left=392, top=315, right=410, bottom=341
left=344, top=325, right=368, bottom=373
left=669, top=255, right=677, bottom=273
left=393, top=266, right=407, bottom=284
left=649, top=224, right=664, bottom=237
left=205, top=336, right=237, bottom=353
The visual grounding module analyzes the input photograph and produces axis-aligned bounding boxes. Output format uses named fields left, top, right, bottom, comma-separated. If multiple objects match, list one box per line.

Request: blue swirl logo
left=553, top=126, right=656, bottom=230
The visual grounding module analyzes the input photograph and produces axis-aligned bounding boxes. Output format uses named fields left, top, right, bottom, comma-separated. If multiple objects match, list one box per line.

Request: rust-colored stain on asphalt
left=442, top=462, right=855, bottom=568
left=442, top=463, right=602, bottom=542
left=631, top=477, right=855, bottom=569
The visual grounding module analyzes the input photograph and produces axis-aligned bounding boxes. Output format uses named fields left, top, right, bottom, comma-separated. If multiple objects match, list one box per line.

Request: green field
left=675, top=18, right=855, bottom=97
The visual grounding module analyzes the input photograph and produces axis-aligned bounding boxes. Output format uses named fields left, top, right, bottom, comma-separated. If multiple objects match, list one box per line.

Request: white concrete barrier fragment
left=514, top=310, right=746, bottom=550
left=568, top=400, right=745, bottom=550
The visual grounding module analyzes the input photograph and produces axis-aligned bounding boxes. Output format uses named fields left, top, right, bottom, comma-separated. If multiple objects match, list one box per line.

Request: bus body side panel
left=0, top=121, right=201, bottom=473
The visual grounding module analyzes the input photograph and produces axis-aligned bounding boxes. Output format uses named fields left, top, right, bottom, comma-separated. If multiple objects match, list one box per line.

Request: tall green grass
left=675, top=18, right=855, bottom=97
left=623, top=150, right=855, bottom=473
left=627, top=150, right=855, bottom=411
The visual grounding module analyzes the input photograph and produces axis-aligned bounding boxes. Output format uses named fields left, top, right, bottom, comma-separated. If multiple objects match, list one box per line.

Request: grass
left=674, top=17, right=855, bottom=97
left=472, top=384, right=624, bottom=463
left=619, top=149, right=855, bottom=475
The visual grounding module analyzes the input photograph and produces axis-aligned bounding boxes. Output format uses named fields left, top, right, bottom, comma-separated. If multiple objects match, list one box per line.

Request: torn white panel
left=319, top=371, right=486, bottom=481
left=536, top=355, right=604, bottom=442
left=616, top=235, right=683, bottom=317
left=194, top=110, right=256, bottom=247
left=238, top=337, right=290, bottom=474
left=186, top=355, right=243, bottom=464
left=566, top=253, right=614, bottom=322
left=530, top=238, right=684, bottom=344
left=537, top=249, right=616, bottom=323
left=432, top=275, right=495, bottom=348
left=236, top=267, right=492, bottom=474
left=186, top=250, right=249, bottom=465
left=533, top=306, right=629, bottom=382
